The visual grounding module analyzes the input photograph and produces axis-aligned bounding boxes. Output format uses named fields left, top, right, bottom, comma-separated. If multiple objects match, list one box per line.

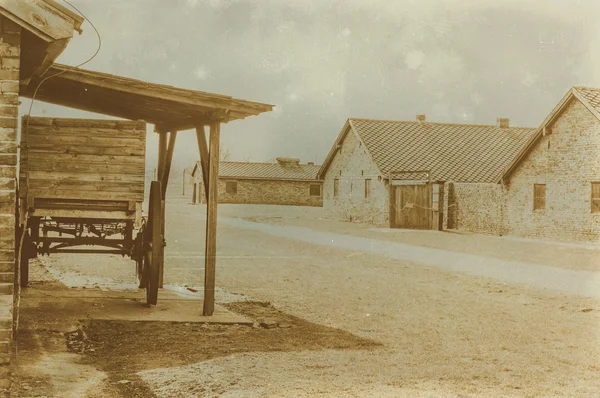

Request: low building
left=319, top=86, right=600, bottom=243
left=317, top=115, right=535, bottom=227
left=496, top=86, right=600, bottom=242
left=191, top=158, right=323, bottom=207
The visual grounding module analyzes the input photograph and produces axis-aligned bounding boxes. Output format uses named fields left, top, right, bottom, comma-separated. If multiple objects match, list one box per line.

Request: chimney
left=276, top=157, right=300, bottom=167
left=416, top=114, right=426, bottom=123
left=497, top=118, right=509, bottom=128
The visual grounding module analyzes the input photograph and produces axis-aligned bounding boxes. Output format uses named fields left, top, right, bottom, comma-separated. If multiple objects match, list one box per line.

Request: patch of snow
left=165, top=285, right=259, bottom=304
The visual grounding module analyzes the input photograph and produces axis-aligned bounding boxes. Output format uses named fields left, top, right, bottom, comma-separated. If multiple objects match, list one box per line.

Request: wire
left=392, top=202, right=456, bottom=213
left=15, top=1, right=102, bottom=363
left=24, top=0, right=102, bottom=126
left=22, top=0, right=102, bottom=203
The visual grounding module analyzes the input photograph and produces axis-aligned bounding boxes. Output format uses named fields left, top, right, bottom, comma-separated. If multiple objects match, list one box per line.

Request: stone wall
left=439, top=98, right=600, bottom=243
left=445, top=182, right=505, bottom=235
left=322, top=128, right=389, bottom=225
left=0, top=16, right=20, bottom=391
left=504, top=98, right=600, bottom=243
left=197, top=178, right=323, bottom=207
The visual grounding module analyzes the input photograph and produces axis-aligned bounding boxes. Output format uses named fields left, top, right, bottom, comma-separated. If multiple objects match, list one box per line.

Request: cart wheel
left=133, top=225, right=146, bottom=288
left=20, top=231, right=30, bottom=288
left=137, top=257, right=146, bottom=289
left=146, top=181, right=163, bottom=305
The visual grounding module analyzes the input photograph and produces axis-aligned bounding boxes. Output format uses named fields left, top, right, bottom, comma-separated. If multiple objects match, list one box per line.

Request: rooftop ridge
left=216, top=160, right=320, bottom=166
left=573, top=85, right=600, bottom=90
left=349, top=117, right=536, bottom=131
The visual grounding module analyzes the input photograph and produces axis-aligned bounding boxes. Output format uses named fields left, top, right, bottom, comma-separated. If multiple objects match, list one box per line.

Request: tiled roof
left=574, top=86, right=600, bottom=114
left=194, top=161, right=320, bottom=181
left=349, top=119, right=536, bottom=183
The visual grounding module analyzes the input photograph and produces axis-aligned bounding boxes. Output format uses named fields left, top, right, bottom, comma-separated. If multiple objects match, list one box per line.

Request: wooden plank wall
left=393, top=184, right=432, bottom=230
left=19, top=117, right=146, bottom=202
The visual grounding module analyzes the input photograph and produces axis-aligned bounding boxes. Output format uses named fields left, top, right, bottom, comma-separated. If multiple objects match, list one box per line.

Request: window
left=592, top=182, right=600, bottom=213
left=226, top=181, right=237, bottom=194
left=310, top=183, right=321, bottom=197
left=364, top=179, right=371, bottom=198
left=533, top=184, right=546, bottom=210
left=333, top=178, right=339, bottom=198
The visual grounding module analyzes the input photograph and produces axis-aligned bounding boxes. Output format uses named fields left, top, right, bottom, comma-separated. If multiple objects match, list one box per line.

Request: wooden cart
left=17, top=116, right=165, bottom=305
left=17, top=64, right=274, bottom=315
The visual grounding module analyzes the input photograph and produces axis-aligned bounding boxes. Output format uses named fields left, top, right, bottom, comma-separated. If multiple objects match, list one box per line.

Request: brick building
left=321, top=87, right=600, bottom=243
left=317, top=116, right=535, bottom=226
left=0, top=1, right=83, bottom=391
left=496, top=86, right=600, bottom=242
left=192, top=158, right=323, bottom=207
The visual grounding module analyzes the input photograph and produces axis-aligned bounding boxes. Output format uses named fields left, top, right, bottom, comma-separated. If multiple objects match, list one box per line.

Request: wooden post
left=157, top=132, right=167, bottom=181
left=388, top=172, right=393, bottom=228
left=196, top=126, right=210, bottom=199
left=192, top=183, right=197, bottom=204
left=182, top=169, right=186, bottom=196
left=160, top=131, right=178, bottom=199
left=156, top=131, right=169, bottom=289
left=203, top=122, right=220, bottom=316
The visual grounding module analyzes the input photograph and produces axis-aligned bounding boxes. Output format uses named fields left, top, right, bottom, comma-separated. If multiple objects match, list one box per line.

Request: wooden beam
left=203, top=122, right=220, bottom=317
left=195, top=126, right=210, bottom=199
left=156, top=130, right=177, bottom=287
left=160, top=131, right=177, bottom=199
left=156, top=132, right=168, bottom=288
left=0, top=0, right=80, bottom=42
left=25, top=38, right=70, bottom=86
left=157, top=132, right=167, bottom=182
left=388, top=172, right=394, bottom=228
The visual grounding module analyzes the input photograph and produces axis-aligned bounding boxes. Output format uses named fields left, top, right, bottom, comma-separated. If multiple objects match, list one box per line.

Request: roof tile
left=350, top=119, right=536, bottom=183
left=574, top=86, right=600, bottom=114
left=195, top=161, right=320, bottom=181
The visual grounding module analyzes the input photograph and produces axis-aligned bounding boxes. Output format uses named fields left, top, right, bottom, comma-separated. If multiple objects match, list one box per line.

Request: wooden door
left=391, top=184, right=432, bottom=229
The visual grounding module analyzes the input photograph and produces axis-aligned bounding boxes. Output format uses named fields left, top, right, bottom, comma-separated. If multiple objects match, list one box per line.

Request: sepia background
left=18, top=0, right=600, bottom=169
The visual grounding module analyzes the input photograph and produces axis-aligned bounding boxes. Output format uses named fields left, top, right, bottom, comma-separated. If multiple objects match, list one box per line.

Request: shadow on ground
left=16, top=295, right=381, bottom=398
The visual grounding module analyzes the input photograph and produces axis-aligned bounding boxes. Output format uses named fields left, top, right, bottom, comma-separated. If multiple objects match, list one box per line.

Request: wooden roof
left=0, top=0, right=84, bottom=42
left=22, top=64, right=275, bottom=131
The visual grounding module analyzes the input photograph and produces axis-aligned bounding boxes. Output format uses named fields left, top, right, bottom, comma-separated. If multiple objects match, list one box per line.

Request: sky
left=20, top=0, right=600, bottom=171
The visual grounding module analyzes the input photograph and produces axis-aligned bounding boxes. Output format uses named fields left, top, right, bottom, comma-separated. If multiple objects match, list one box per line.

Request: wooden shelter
left=23, top=64, right=273, bottom=315
left=1, top=0, right=84, bottom=85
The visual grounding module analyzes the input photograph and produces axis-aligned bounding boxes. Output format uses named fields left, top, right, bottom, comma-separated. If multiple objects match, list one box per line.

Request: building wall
left=195, top=177, right=323, bottom=207
left=0, top=16, right=20, bottom=389
left=441, top=99, right=600, bottom=243
left=322, top=129, right=389, bottom=225
left=446, top=182, right=505, bottom=235
left=504, top=98, right=600, bottom=243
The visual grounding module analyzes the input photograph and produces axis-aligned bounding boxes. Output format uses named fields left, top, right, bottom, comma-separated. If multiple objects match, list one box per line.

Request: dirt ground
left=10, top=195, right=600, bottom=397
left=13, top=263, right=379, bottom=397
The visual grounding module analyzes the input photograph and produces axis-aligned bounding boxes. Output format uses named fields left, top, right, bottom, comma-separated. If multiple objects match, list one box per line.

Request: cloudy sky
left=21, top=0, right=600, bottom=169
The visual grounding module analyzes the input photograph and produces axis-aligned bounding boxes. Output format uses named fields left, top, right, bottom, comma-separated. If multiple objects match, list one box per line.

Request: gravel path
left=219, top=217, right=600, bottom=298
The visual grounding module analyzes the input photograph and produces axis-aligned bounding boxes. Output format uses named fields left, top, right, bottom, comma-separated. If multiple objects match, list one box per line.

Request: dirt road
left=13, top=198, right=600, bottom=397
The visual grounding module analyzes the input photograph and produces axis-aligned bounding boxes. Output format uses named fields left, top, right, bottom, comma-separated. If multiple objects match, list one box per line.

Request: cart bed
left=20, top=117, right=146, bottom=220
